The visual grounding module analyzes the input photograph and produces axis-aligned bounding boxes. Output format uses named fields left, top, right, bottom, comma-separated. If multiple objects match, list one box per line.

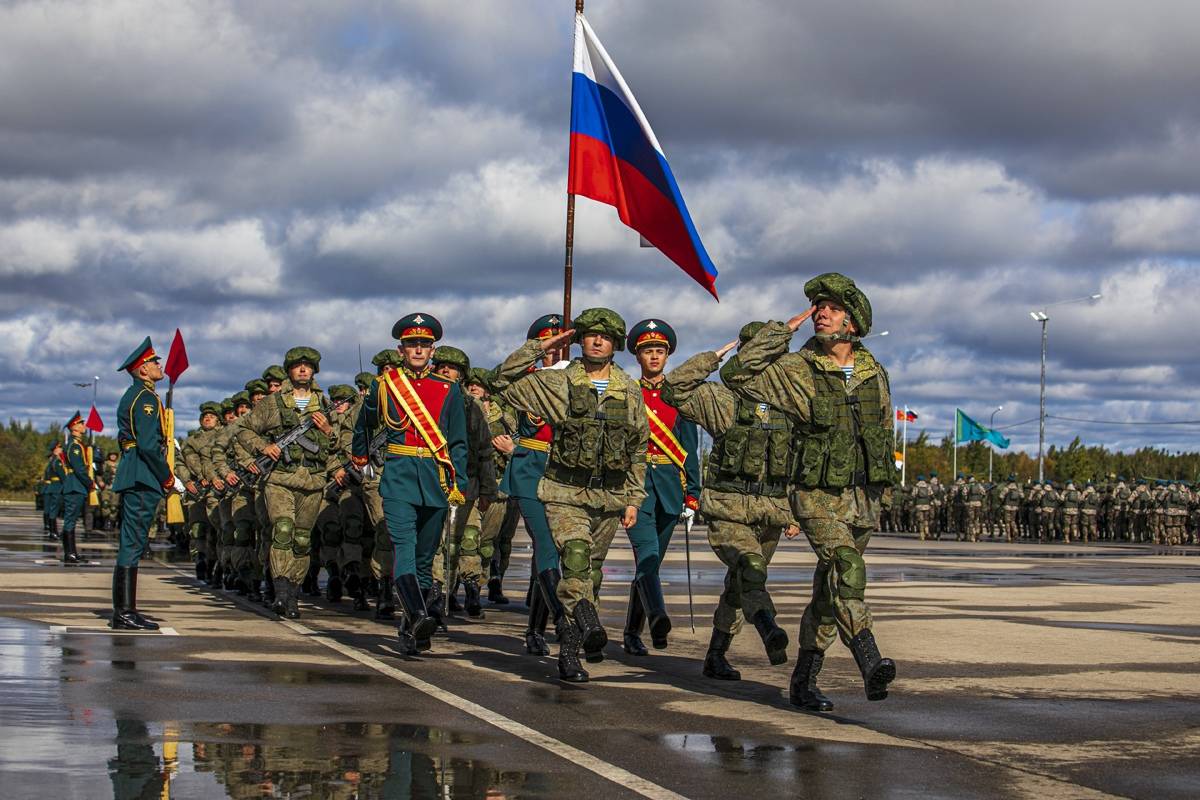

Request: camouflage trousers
left=703, top=490, right=792, bottom=636
left=482, top=495, right=521, bottom=580
left=230, top=489, right=259, bottom=579
left=1081, top=512, right=1098, bottom=541
left=798, top=518, right=873, bottom=652
left=364, top=480, right=393, bottom=582
left=1000, top=507, right=1019, bottom=542
left=432, top=495, right=486, bottom=588
left=913, top=507, right=931, bottom=540
left=1062, top=512, right=1080, bottom=542
left=315, top=499, right=342, bottom=574
left=966, top=503, right=983, bottom=541
left=334, top=488, right=369, bottom=580
left=262, top=482, right=323, bottom=584
left=543, top=501, right=621, bottom=615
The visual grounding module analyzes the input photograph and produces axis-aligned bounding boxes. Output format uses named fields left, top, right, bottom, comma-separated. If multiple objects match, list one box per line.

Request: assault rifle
left=246, top=415, right=323, bottom=487
left=323, top=428, right=388, bottom=502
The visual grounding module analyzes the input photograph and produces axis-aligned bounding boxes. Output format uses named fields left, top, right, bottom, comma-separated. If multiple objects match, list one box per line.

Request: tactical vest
left=706, top=398, right=793, bottom=497
left=793, top=358, right=894, bottom=489
left=912, top=483, right=932, bottom=507
left=273, top=391, right=329, bottom=471
left=544, top=380, right=635, bottom=490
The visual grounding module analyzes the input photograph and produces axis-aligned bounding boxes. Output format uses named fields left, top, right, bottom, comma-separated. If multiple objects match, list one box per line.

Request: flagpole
left=952, top=411, right=958, bottom=477
left=562, top=0, right=584, bottom=351
left=902, top=407, right=908, bottom=487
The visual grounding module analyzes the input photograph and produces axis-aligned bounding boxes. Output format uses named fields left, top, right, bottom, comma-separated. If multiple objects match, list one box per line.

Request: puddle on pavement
left=0, top=616, right=564, bottom=799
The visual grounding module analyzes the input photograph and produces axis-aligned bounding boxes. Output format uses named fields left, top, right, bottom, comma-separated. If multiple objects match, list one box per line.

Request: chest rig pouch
left=794, top=359, right=894, bottom=489
left=546, top=381, right=633, bottom=490
left=275, top=392, right=328, bottom=471
left=707, top=398, right=793, bottom=496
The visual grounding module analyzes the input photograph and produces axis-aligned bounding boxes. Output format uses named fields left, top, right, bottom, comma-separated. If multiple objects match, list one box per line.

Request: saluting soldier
left=351, top=315, right=469, bottom=654
left=491, top=308, right=649, bottom=683
left=42, top=443, right=66, bottom=539
left=495, top=314, right=568, bottom=656
left=622, top=319, right=701, bottom=656
left=722, top=273, right=897, bottom=706
left=111, top=337, right=174, bottom=630
left=236, top=347, right=337, bottom=619
left=60, top=411, right=93, bottom=564
left=660, top=321, right=796, bottom=683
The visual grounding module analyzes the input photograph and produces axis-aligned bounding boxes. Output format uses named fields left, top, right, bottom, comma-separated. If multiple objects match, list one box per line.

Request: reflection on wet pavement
left=0, top=616, right=563, bottom=799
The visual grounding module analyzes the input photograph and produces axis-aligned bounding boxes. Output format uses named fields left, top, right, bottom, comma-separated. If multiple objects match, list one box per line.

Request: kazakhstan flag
left=956, top=409, right=1010, bottom=448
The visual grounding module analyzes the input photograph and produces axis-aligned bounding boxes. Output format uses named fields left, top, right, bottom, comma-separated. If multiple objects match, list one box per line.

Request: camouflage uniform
left=98, top=455, right=120, bottom=530
left=1060, top=482, right=1081, bottom=542
left=493, top=308, right=649, bottom=683
left=723, top=272, right=897, bottom=705
left=998, top=478, right=1022, bottom=542
left=910, top=478, right=933, bottom=540
left=1038, top=483, right=1060, bottom=541
left=236, top=352, right=337, bottom=618
left=1080, top=483, right=1100, bottom=542
left=662, top=342, right=795, bottom=677
left=477, top=381, right=522, bottom=605
left=965, top=478, right=986, bottom=541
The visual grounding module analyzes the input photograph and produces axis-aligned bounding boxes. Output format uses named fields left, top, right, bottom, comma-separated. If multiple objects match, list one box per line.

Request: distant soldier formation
left=32, top=271, right=1197, bottom=709
left=884, top=473, right=1200, bottom=545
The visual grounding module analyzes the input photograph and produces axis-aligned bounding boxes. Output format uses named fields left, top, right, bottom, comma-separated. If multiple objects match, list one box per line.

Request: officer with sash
left=622, top=319, right=701, bottom=656
left=236, top=347, right=336, bottom=619
left=43, top=443, right=66, bottom=540
left=60, top=411, right=92, bottom=564
left=660, top=322, right=796, bottom=681
left=111, top=337, right=174, bottom=630
left=494, top=315, right=565, bottom=655
left=351, top=314, right=469, bottom=654
left=492, top=308, right=649, bottom=683
left=722, top=273, right=898, bottom=708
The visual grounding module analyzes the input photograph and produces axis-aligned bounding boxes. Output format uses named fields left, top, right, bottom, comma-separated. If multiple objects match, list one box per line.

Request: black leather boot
left=63, top=530, right=80, bottom=564
left=425, top=583, right=447, bottom=636
left=557, top=620, right=588, bottom=683
left=47, top=517, right=59, bottom=541
left=463, top=580, right=484, bottom=618
left=701, top=629, right=742, bottom=681
left=447, top=581, right=463, bottom=614
left=487, top=575, right=509, bottom=605
left=285, top=580, right=301, bottom=619
left=111, top=567, right=156, bottom=630
left=246, top=577, right=263, bottom=604
left=849, top=629, right=896, bottom=701
left=302, top=563, right=321, bottom=597
left=789, top=649, right=834, bottom=711
left=374, top=580, right=395, bottom=620
left=525, top=584, right=549, bottom=655
left=537, top=568, right=568, bottom=644
left=622, top=582, right=648, bottom=656
left=128, top=566, right=160, bottom=630
left=262, top=570, right=276, bottom=606
left=325, top=564, right=342, bottom=602
left=636, top=576, right=671, bottom=649
left=346, top=573, right=369, bottom=611
left=396, top=616, right=419, bottom=656
left=394, top=574, right=437, bottom=645
left=573, top=598, right=607, bottom=663
left=211, top=562, right=223, bottom=589
left=751, top=608, right=789, bottom=665
left=272, top=577, right=288, bottom=617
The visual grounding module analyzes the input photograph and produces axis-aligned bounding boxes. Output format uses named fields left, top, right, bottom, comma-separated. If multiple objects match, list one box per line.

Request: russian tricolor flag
left=569, top=14, right=719, bottom=299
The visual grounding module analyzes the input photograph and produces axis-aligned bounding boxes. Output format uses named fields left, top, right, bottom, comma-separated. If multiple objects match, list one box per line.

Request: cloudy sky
left=2, top=0, right=1198, bottom=453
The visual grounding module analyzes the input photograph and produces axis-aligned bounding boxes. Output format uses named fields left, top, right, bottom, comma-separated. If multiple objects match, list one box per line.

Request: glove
left=173, top=476, right=186, bottom=495
left=684, top=495, right=700, bottom=512
left=681, top=507, right=696, bottom=523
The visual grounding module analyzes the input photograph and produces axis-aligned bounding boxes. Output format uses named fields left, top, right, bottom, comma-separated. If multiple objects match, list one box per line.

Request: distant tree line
left=902, top=432, right=1200, bottom=483
left=0, top=419, right=118, bottom=494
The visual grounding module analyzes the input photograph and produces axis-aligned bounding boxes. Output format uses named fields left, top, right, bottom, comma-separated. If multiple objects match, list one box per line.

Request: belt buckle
left=587, top=475, right=606, bottom=490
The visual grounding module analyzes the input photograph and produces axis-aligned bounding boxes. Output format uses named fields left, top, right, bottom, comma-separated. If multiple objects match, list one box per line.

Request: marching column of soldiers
left=883, top=473, right=1200, bottom=545
left=36, top=270, right=1200, bottom=708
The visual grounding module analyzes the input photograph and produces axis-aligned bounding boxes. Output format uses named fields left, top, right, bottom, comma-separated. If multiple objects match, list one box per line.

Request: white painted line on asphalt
left=49, top=625, right=179, bottom=636
left=277, top=617, right=690, bottom=800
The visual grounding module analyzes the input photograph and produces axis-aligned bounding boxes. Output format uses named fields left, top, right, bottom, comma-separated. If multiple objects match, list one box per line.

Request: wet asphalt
left=1, top=504, right=1198, bottom=799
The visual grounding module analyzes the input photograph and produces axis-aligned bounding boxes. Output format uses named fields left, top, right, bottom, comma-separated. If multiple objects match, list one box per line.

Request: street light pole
left=989, top=404, right=1004, bottom=483
left=1029, top=292, right=1100, bottom=484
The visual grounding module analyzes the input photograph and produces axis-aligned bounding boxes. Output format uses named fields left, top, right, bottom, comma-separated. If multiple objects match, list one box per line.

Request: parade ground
left=1, top=504, right=1197, bottom=800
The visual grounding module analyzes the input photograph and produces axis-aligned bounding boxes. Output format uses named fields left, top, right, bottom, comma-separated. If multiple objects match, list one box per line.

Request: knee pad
left=560, top=539, right=592, bottom=582
left=271, top=517, right=296, bottom=550
left=460, top=526, right=481, bottom=556
left=233, top=524, right=253, bottom=547
left=189, top=522, right=205, bottom=541
left=479, top=539, right=495, bottom=560
left=293, top=527, right=312, bottom=556
left=832, top=546, right=866, bottom=601
left=736, top=552, right=769, bottom=593
left=590, top=559, right=604, bottom=595
left=321, top=525, right=342, bottom=548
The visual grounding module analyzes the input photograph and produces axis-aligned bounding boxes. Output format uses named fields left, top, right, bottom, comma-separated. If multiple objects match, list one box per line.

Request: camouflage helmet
left=738, top=321, right=766, bottom=344
left=465, top=367, right=493, bottom=391
left=284, top=346, right=321, bottom=374
left=220, top=398, right=235, bottom=416
left=244, top=379, right=268, bottom=396
left=371, top=349, right=402, bottom=372
left=262, top=364, right=287, bottom=383
left=328, top=384, right=356, bottom=403
left=572, top=307, right=627, bottom=351
left=432, top=345, right=470, bottom=374
left=804, top=272, right=872, bottom=336
left=231, top=391, right=251, bottom=409
left=199, top=401, right=223, bottom=419
left=354, top=371, right=375, bottom=390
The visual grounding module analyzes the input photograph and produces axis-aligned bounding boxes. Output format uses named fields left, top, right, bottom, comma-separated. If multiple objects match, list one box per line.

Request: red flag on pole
left=164, top=328, right=189, bottom=385
left=85, top=405, right=104, bottom=432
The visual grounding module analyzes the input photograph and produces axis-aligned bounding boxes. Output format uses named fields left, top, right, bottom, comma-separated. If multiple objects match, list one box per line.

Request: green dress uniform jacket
left=113, top=380, right=171, bottom=494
